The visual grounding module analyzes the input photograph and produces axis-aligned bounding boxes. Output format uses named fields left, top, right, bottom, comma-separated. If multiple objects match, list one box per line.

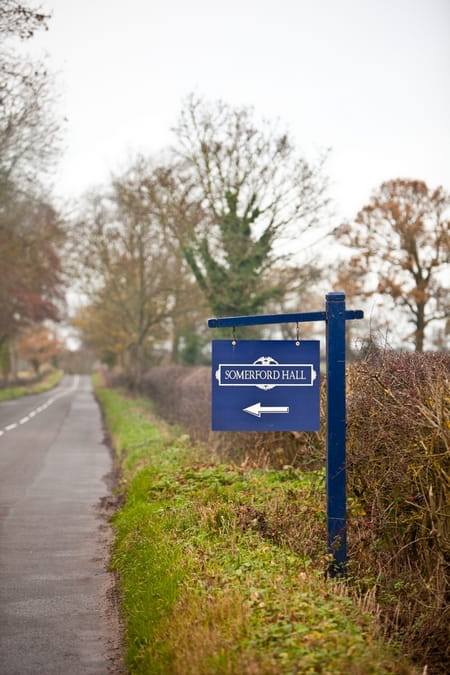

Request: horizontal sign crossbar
left=208, top=309, right=363, bottom=328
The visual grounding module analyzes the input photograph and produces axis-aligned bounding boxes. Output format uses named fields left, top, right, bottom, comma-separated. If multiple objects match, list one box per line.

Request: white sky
left=20, top=0, right=450, bottom=222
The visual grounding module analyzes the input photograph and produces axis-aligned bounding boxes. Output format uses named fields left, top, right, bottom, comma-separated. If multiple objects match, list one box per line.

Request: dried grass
left=346, top=350, right=450, bottom=673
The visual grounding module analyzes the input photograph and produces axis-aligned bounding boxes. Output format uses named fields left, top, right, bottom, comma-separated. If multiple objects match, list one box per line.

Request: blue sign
left=212, top=340, right=320, bottom=431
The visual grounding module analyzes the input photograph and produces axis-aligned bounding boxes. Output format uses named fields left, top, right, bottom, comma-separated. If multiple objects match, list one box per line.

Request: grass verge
left=96, top=385, right=418, bottom=674
left=0, top=369, right=63, bottom=401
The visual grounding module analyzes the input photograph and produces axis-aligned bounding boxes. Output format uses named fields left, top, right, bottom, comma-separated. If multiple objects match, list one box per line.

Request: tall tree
left=172, top=94, right=329, bottom=319
left=69, top=159, right=206, bottom=383
left=0, top=1, right=59, bottom=193
left=0, top=0, right=63, bottom=370
left=335, top=179, right=450, bottom=351
left=0, top=195, right=64, bottom=346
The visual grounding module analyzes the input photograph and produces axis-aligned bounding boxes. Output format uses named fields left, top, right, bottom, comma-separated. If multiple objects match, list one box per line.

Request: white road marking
left=0, top=375, right=80, bottom=436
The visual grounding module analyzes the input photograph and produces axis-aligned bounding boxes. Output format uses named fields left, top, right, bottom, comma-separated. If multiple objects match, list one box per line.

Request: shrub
left=346, top=350, right=450, bottom=673
left=139, top=365, right=210, bottom=440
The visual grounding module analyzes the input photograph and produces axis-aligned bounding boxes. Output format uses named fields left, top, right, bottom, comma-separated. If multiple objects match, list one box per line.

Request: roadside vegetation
left=96, top=378, right=423, bottom=674
left=101, top=347, right=449, bottom=674
left=345, top=350, right=450, bottom=669
left=0, top=367, right=62, bottom=401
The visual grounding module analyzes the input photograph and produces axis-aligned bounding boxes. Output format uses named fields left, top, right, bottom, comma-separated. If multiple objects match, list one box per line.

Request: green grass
left=0, top=369, right=63, bottom=401
left=96, top=386, right=418, bottom=674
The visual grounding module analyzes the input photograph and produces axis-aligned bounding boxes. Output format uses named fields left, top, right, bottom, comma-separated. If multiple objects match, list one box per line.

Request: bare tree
left=0, top=0, right=63, bottom=377
left=0, top=0, right=60, bottom=193
left=0, top=59, right=60, bottom=191
left=69, top=158, right=206, bottom=383
left=335, top=179, right=450, bottom=351
left=0, top=194, right=64, bottom=346
left=171, top=94, right=329, bottom=318
left=0, top=1, right=49, bottom=40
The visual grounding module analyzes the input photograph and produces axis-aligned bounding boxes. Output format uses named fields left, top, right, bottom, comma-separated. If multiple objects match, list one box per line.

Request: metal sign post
left=208, top=292, right=363, bottom=575
left=325, top=292, right=351, bottom=575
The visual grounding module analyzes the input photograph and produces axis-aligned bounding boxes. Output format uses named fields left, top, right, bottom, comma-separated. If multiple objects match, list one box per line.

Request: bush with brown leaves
left=346, top=350, right=449, bottom=673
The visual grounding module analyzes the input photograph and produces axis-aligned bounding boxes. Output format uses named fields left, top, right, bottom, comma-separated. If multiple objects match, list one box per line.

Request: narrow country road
left=0, top=375, right=124, bottom=674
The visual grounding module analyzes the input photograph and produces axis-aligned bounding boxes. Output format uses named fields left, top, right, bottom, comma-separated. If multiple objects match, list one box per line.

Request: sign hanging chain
left=296, top=322, right=301, bottom=346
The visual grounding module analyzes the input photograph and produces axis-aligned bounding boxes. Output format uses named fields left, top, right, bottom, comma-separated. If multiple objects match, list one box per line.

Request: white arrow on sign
left=243, top=402, right=290, bottom=418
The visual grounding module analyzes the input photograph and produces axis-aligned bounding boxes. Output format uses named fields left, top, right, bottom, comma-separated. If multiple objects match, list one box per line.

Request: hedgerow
left=346, top=350, right=449, bottom=672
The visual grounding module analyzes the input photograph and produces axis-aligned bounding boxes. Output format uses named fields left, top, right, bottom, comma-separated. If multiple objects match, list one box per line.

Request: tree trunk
left=415, top=302, right=426, bottom=352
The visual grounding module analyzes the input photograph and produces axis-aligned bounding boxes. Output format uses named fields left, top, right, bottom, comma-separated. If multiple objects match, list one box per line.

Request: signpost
left=208, top=292, right=364, bottom=575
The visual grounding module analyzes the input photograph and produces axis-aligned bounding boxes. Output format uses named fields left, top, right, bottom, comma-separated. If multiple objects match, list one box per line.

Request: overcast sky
left=22, top=0, right=450, bottom=222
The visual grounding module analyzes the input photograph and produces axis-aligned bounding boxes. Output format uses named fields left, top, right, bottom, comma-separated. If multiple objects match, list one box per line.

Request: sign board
left=212, top=340, right=320, bottom=431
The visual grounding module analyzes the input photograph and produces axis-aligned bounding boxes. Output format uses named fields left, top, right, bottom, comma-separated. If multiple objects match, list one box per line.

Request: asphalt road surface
left=0, top=375, right=124, bottom=674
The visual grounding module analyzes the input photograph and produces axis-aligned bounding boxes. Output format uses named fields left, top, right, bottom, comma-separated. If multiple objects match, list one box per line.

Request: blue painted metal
left=208, top=311, right=326, bottom=327
left=325, top=292, right=348, bottom=576
left=211, top=340, right=321, bottom=431
left=207, top=292, right=364, bottom=575
left=208, top=308, right=362, bottom=328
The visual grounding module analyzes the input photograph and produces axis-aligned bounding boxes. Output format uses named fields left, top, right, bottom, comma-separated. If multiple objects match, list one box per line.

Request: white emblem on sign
left=252, top=356, right=279, bottom=390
